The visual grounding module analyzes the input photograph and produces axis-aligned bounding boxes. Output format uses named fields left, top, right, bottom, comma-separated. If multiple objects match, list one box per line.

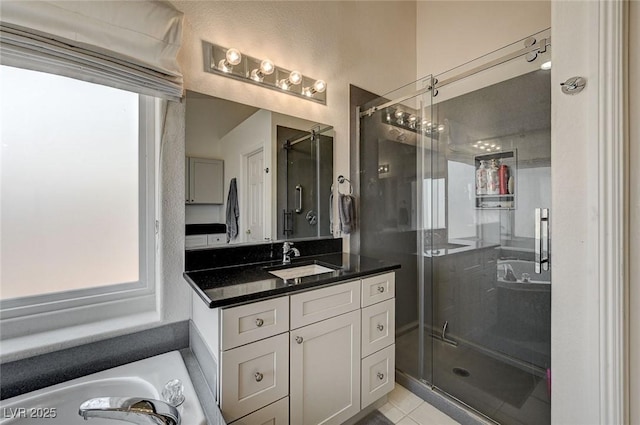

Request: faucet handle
left=162, top=379, right=185, bottom=407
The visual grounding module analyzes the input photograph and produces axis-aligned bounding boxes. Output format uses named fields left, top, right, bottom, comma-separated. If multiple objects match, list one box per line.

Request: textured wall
left=170, top=0, right=418, bottom=253
left=416, top=1, right=550, bottom=78
left=630, top=1, right=639, bottom=422
left=160, top=100, right=191, bottom=324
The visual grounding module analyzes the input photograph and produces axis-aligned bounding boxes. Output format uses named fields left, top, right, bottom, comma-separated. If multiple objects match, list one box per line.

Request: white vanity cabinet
left=191, top=271, right=396, bottom=425
left=186, top=157, right=224, bottom=204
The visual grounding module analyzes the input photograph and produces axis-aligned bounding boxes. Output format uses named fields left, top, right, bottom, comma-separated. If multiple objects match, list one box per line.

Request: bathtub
left=0, top=351, right=206, bottom=425
left=495, top=259, right=551, bottom=368
left=497, top=259, right=551, bottom=285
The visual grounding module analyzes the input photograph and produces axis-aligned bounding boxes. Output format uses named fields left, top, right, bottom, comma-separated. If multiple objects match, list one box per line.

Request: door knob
left=377, top=286, right=385, bottom=293
left=295, top=336, right=303, bottom=344
left=377, top=323, right=384, bottom=331
left=254, top=372, right=263, bottom=382
left=255, top=318, right=264, bottom=327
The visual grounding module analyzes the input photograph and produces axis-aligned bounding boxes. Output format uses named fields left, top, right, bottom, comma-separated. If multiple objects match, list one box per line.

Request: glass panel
left=429, top=35, right=551, bottom=425
left=359, top=77, right=434, bottom=384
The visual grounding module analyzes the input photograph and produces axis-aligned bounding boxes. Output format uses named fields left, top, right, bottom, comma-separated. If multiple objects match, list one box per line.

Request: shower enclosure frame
left=355, top=28, right=553, bottom=425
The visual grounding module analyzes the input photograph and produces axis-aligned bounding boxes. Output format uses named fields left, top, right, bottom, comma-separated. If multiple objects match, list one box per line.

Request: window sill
left=0, top=310, right=162, bottom=363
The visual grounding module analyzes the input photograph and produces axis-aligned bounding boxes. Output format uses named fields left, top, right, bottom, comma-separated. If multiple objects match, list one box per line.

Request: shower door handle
left=295, top=184, right=303, bottom=213
left=535, top=208, right=550, bottom=273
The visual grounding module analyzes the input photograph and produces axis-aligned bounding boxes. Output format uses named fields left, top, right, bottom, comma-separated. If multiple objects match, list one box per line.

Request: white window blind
left=0, top=1, right=184, bottom=100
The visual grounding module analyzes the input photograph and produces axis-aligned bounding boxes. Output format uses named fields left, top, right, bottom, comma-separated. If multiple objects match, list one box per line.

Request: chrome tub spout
left=79, top=397, right=180, bottom=425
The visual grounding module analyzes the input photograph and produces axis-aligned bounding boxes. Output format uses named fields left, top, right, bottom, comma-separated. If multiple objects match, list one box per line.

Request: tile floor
left=378, top=384, right=461, bottom=425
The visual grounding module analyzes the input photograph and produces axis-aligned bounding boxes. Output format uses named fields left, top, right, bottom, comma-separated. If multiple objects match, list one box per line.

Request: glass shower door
left=427, top=37, right=551, bottom=425
left=357, top=78, right=434, bottom=385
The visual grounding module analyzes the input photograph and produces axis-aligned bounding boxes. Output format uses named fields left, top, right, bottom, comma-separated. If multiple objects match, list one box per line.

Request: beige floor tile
left=379, top=402, right=406, bottom=423
left=387, top=385, right=424, bottom=414
left=408, top=402, right=461, bottom=425
left=396, top=416, right=420, bottom=425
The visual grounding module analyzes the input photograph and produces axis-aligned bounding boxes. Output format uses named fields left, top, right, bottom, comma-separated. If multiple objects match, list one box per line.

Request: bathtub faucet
left=79, top=397, right=180, bottom=425
left=502, top=264, right=518, bottom=282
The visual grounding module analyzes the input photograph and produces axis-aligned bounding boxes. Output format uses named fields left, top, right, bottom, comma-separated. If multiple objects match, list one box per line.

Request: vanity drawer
left=221, top=296, right=289, bottom=350
left=361, top=272, right=395, bottom=307
left=220, top=333, right=289, bottom=422
left=361, top=344, right=395, bottom=409
left=361, top=299, right=395, bottom=358
left=229, top=397, right=289, bottom=425
left=185, top=234, right=208, bottom=249
left=290, top=280, right=361, bottom=329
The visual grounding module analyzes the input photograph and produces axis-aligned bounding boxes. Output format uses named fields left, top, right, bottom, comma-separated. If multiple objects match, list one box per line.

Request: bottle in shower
left=487, top=159, right=500, bottom=195
left=476, top=160, right=488, bottom=195
left=499, top=163, right=510, bottom=195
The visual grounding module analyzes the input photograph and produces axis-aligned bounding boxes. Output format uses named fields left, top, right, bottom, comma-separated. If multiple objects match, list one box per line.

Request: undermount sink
left=266, top=262, right=338, bottom=280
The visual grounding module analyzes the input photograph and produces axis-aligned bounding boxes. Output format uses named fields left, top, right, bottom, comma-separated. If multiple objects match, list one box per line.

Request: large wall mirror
left=185, top=90, right=334, bottom=249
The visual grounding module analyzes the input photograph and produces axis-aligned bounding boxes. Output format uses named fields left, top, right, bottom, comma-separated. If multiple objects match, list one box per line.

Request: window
left=0, top=65, right=157, bottom=334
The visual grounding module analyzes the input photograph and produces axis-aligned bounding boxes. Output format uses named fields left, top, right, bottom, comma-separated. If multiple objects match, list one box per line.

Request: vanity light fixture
left=218, top=48, right=242, bottom=73
left=279, top=70, right=302, bottom=90
left=204, top=41, right=327, bottom=104
left=250, top=59, right=275, bottom=82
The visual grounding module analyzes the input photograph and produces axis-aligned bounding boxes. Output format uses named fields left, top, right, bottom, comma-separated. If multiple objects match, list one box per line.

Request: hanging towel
left=338, top=194, right=356, bottom=234
left=226, top=178, right=239, bottom=242
left=329, top=190, right=334, bottom=235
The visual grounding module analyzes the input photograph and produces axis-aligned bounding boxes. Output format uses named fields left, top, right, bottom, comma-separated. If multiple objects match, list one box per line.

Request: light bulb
left=437, top=124, right=445, bottom=132
left=279, top=70, right=303, bottom=90
left=250, top=59, right=275, bottom=82
left=218, top=47, right=242, bottom=72
left=226, top=48, right=242, bottom=65
left=540, top=61, right=552, bottom=70
left=304, top=79, right=327, bottom=97
left=289, top=71, right=302, bottom=85
left=260, top=59, right=275, bottom=75
left=313, top=80, right=326, bottom=93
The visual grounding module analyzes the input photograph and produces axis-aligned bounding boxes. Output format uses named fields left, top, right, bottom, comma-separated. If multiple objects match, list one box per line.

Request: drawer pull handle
left=295, top=336, right=304, bottom=344
left=254, top=372, right=264, bottom=382
left=377, top=372, right=385, bottom=380
left=377, top=286, right=385, bottom=293
left=377, top=323, right=384, bottom=331
left=255, top=318, right=264, bottom=327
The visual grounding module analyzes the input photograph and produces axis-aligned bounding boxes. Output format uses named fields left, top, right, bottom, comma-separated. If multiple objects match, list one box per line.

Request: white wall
left=629, top=1, right=639, bottom=422
left=416, top=1, right=551, bottom=78
left=171, top=0, right=418, bottom=251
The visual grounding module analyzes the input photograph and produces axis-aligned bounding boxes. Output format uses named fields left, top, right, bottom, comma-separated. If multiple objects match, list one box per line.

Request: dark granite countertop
left=184, top=252, right=400, bottom=308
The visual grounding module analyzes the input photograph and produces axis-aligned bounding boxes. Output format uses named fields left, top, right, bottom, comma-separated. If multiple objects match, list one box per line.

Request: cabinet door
left=290, top=310, right=361, bottom=425
left=189, top=157, right=224, bottom=204
left=229, top=397, right=289, bottom=425
left=220, top=333, right=289, bottom=422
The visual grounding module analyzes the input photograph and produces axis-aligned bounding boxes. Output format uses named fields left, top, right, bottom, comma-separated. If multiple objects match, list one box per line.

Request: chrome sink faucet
left=79, top=397, right=180, bottom=425
left=282, top=241, right=300, bottom=265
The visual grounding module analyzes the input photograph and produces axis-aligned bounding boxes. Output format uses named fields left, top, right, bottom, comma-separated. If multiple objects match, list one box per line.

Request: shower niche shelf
left=474, top=150, right=517, bottom=210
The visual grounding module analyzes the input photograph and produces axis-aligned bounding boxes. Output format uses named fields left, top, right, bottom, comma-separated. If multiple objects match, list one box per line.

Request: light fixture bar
left=203, top=41, right=327, bottom=104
